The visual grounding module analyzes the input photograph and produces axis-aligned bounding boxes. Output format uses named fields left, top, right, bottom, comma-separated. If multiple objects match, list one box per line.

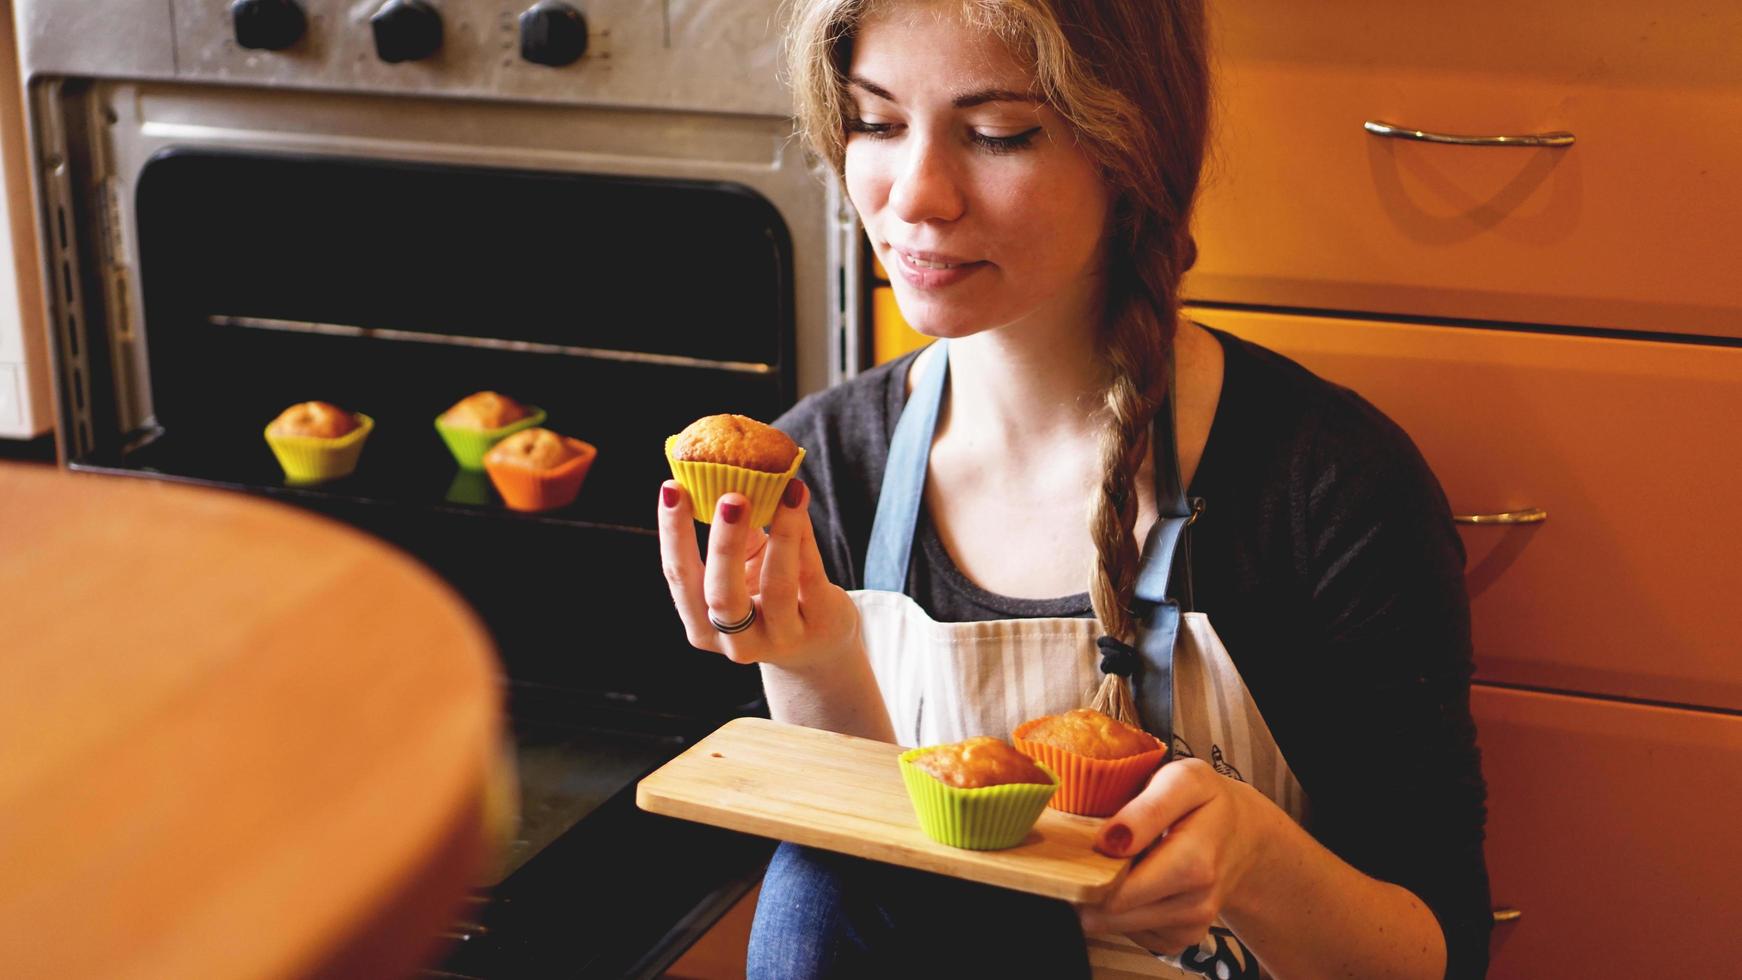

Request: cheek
left=842, top=145, right=888, bottom=224
left=1049, top=178, right=1111, bottom=263
left=982, top=159, right=1108, bottom=250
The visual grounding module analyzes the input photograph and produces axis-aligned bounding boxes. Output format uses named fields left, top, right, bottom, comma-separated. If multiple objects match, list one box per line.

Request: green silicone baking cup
left=434, top=406, right=548, bottom=470
left=898, top=749, right=1058, bottom=850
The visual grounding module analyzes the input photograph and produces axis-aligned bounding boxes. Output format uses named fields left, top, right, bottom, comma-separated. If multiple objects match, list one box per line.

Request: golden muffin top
left=442, top=391, right=531, bottom=430
left=909, top=736, right=1052, bottom=789
left=1020, top=708, right=1160, bottom=761
left=485, top=427, right=580, bottom=471
left=670, top=414, right=800, bottom=473
left=268, top=401, right=359, bottom=439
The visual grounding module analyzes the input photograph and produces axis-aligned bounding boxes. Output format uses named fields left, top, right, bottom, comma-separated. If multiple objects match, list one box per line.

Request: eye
left=971, top=126, right=1042, bottom=154
left=846, top=118, right=900, bottom=140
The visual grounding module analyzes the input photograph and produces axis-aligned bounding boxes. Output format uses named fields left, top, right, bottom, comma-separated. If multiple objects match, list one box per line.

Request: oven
left=16, top=1, right=869, bottom=974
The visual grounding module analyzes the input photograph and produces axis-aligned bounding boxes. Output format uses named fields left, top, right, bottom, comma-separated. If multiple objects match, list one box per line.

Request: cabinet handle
left=1493, top=907, right=1523, bottom=924
left=1364, top=120, right=1575, bottom=148
left=1453, top=508, right=1548, bottom=526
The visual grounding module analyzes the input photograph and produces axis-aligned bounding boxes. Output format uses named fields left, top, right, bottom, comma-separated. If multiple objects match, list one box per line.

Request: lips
left=892, top=246, right=979, bottom=269
left=888, top=245, right=989, bottom=289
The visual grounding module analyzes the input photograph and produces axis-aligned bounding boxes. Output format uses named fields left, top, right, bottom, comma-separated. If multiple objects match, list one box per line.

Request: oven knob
left=370, top=0, right=443, bottom=63
left=231, top=0, right=306, bottom=51
left=519, top=1, right=589, bottom=67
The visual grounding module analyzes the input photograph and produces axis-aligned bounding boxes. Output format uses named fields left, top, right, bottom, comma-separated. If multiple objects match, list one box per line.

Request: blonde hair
left=789, top=0, right=1211, bottom=708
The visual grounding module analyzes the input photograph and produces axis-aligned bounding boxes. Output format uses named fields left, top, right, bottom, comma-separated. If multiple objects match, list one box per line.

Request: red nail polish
left=720, top=500, right=745, bottom=524
left=1101, top=823, right=1132, bottom=855
left=781, top=479, right=805, bottom=508
left=661, top=485, right=679, bottom=508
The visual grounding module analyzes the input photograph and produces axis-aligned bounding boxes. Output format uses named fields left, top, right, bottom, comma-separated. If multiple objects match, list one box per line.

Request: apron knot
left=1095, top=635, right=1140, bottom=677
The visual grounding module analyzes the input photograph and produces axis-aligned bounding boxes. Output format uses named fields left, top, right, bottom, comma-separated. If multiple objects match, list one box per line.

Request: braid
left=1087, top=226, right=1189, bottom=725
left=1087, top=262, right=1167, bottom=644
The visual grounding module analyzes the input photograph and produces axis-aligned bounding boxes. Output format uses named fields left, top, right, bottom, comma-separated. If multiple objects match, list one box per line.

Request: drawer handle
left=1364, top=120, right=1575, bottom=148
left=1493, top=907, right=1523, bottom=924
left=1453, top=508, right=1548, bottom=526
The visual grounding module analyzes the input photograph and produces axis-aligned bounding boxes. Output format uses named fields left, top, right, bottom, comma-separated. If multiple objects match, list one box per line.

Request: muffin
left=908, top=736, right=1053, bottom=788
left=442, top=391, right=530, bottom=430
left=665, top=414, right=805, bottom=527
left=434, top=391, right=547, bottom=470
left=269, top=401, right=359, bottom=439
left=898, top=736, right=1058, bottom=850
left=263, top=401, right=374, bottom=484
left=1013, top=708, right=1168, bottom=817
left=482, top=427, right=597, bottom=512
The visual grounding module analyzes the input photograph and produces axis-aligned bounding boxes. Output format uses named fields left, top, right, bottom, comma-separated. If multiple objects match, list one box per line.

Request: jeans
left=746, top=841, right=1092, bottom=979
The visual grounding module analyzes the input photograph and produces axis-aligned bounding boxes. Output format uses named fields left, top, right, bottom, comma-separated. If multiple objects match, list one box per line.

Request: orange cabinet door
left=1193, top=307, right=1742, bottom=712
left=1185, top=0, right=1742, bottom=339
left=1473, top=685, right=1742, bottom=979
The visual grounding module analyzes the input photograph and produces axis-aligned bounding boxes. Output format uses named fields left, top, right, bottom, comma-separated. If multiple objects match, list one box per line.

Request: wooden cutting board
left=636, top=717, right=1129, bottom=903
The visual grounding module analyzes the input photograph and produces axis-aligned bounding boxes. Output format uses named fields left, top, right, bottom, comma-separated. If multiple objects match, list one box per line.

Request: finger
left=1078, top=886, right=1214, bottom=940
left=702, top=492, right=758, bottom=628
left=1094, top=806, right=1222, bottom=915
left=1095, top=758, right=1218, bottom=858
left=757, top=479, right=810, bottom=643
left=742, top=529, right=770, bottom=592
left=793, top=492, right=830, bottom=594
left=657, top=481, right=717, bottom=651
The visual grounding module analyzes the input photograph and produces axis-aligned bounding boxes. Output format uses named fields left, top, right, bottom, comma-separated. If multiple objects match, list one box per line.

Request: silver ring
left=709, top=604, right=758, bottom=634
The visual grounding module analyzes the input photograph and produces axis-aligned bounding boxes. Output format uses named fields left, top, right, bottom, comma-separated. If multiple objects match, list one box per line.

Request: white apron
left=854, top=342, right=1306, bottom=979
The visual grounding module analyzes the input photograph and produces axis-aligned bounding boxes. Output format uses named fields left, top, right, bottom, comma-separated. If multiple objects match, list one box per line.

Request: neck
left=941, top=280, right=1109, bottom=453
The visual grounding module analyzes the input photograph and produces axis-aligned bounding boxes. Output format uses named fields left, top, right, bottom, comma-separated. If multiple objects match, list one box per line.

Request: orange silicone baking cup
left=483, top=437, right=597, bottom=512
left=1012, top=719, right=1168, bottom=817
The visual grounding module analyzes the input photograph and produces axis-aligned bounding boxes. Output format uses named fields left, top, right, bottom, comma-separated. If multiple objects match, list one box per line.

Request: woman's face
left=843, top=4, right=1113, bottom=341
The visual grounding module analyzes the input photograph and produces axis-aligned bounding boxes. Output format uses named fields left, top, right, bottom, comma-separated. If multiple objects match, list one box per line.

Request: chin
left=885, top=292, right=998, bottom=341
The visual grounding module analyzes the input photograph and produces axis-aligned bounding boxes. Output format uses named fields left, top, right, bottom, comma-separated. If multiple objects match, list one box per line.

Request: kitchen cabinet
left=1187, top=309, right=1742, bottom=712
left=1188, top=2, right=1742, bottom=975
left=1189, top=0, right=1742, bottom=340
left=1470, top=685, right=1742, bottom=977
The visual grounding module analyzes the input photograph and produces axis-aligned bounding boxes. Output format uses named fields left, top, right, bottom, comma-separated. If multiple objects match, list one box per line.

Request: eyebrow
left=847, top=76, right=1040, bottom=109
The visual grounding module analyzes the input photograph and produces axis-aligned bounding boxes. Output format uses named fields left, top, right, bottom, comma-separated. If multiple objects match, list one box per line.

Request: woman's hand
left=657, top=479, right=861, bottom=671
left=1077, top=758, right=1287, bottom=950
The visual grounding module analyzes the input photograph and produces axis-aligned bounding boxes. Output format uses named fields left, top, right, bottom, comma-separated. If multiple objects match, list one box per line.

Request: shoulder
left=773, top=347, right=919, bottom=450
left=770, top=349, right=925, bottom=589
left=1209, top=326, right=1437, bottom=488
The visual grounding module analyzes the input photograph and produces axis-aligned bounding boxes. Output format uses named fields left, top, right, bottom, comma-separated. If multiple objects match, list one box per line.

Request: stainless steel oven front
left=16, top=1, right=866, bottom=974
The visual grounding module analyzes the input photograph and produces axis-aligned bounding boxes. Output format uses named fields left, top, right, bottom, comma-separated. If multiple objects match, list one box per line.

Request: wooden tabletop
left=0, top=463, right=506, bottom=979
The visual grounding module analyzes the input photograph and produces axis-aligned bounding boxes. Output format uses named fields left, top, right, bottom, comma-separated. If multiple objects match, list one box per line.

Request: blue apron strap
left=1131, top=363, right=1197, bottom=749
left=863, top=341, right=950, bottom=592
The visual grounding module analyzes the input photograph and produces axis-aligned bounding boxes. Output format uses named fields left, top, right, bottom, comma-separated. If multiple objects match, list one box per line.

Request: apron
left=853, top=340, right=1307, bottom=979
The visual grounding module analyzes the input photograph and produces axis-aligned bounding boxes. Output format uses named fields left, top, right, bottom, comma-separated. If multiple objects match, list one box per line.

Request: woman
left=656, top=1, right=1491, bottom=977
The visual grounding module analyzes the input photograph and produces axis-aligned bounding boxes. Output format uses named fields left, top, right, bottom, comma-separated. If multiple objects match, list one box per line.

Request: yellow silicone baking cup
left=898, top=749, right=1058, bottom=850
left=434, top=406, right=547, bottom=471
left=664, top=436, right=805, bottom=528
left=264, top=414, right=374, bottom=485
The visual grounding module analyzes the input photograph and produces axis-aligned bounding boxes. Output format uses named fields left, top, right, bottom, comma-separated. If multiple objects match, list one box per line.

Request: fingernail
left=720, top=500, right=745, bottom=524
left=661, top=484, right=679, bottom=508
left=1100, top=823, right=1132, bottom=855
left=781, top=479, right=805, bottom=509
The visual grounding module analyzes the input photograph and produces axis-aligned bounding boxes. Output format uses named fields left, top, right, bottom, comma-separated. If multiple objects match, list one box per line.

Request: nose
left=886, top=134, right=965, bottom=225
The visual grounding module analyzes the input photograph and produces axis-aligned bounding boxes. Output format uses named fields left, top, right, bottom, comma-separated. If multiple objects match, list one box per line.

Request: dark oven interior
left=77, top=147, right=793, bottom=975
left=120, top=148, right=785, bottom=716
